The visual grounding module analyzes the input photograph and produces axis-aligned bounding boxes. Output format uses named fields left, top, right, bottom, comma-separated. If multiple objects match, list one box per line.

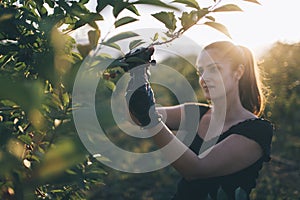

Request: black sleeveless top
left=172, top=104, right=274, bottom=200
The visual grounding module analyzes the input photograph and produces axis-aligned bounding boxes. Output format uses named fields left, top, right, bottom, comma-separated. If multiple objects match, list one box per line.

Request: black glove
left=124, top=46, right=161, bottom=128
left=121, top=46, right=156, bottom=72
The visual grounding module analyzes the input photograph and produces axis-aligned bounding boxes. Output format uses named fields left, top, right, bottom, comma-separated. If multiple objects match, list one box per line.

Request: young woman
left=125, top=41, right=274, bottom=199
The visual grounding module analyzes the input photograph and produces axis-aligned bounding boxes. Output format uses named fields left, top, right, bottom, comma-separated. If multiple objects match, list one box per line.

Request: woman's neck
left=211, top=91, right=249, bottom=123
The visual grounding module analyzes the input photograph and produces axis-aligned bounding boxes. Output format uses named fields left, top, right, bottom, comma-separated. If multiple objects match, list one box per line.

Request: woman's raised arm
left=157, top=104, right=184, bottom=131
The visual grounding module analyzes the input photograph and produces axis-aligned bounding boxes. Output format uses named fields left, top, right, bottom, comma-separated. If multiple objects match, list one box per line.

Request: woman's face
left=197, top=49, right=238, bottom=101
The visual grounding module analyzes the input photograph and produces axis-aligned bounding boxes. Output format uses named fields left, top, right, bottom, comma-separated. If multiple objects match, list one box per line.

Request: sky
left=81, top=0, right=300, bottom=57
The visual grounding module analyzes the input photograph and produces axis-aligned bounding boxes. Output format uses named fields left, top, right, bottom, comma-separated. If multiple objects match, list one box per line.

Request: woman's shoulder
left=232, top=117, right=274, bottom=132
left=229, top=117, right=274, bottom=162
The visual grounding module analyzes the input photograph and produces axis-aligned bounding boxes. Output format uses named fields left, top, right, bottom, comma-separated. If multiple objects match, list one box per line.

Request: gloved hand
left=122, top=46, right=156, bottom=72
left=124, top=46, right=161, bottom=128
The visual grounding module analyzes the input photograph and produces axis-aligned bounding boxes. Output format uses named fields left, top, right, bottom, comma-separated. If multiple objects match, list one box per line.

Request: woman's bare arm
left=156, top=104, right=184, bottom=130
left=149, top=122, right=263, bottom=180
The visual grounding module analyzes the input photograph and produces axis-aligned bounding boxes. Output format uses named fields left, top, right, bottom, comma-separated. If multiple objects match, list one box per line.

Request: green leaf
left=37, top=5, right=48, bottom=17
left=27, top=155, right=40, bottom=162
left=79, top=0, right=89, bottom=4
left=152, top=32, right=159, bottom=41
left=61, top=92, right=70, bottom=107
left=204, top=21, right=231, bottom=38
left=105, top=31, right=139, bottom=44
left=134, top=0, right=179, bottom=11
left=104, top=80, right=116, bottom=91
left=152, top=12, right=177, bottom=31
left=88, top=21, right=99, bottom=30
left=88, top=29, right=101, bottom=48
left=126, top=4, right=140, bottom=16
left=197, top=8, right=210, bottom=20
left=129, top=39, right=145, bottom=50
left=73, top=19, right=87, bottom=30
left=235, top=187, right=248, bottom=200
left=180, top=11, right=199, bottom=30
left=172, top=0, right=200, bottom=9
left=212, top=4, right=243, bottom=12
left=45, top=0, right=55, bottom=8
left=243, top=0, right=261, bottom=5
left=87, top=13, right=104, bottom=21
left=113, top=2, right=134, bottom=17
left=115, top=17, right=138, bottom=28
left=101, top=42, right=121, bottom=51
left=205, top=15, right=215, bottom=21
left=96, top=0, right=110, bottom=12
left=18, top=135, right=32, bottom=145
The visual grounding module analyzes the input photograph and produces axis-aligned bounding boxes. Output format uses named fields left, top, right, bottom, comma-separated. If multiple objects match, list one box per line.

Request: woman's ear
left=235, top=64, right=245, bottom=80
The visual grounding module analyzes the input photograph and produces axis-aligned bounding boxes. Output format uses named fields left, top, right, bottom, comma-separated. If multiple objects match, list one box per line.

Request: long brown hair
left=203, top=41, right=267, bottom=116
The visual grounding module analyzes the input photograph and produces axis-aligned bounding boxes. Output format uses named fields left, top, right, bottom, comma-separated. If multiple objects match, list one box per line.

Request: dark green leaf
left=87, top=13, right=104, bottom=21
left=73, top=19, right=87, bottom=30
left=45, top=0, right=55, bottom=8
left=18, top=135, right=32, bottom=145
left=64, top=16, right=77, bottom=24
left=115, top=17, right=138, bottom=28
left=96, top=0, right=110, bottom=12
left=204, top=21, right=231, bottom=38
left=57, top=0, right=71, bottom=13
left=212, top=4, right=243, bottom=12
left=35, top=0, right=44, bottom=8
left=152, top=12, right=177, bottom=31
left=70, top=2, right=90, bottom=15
left=39, top=6, right=48, bottom=17
left=129, top=39, right=145, bottom=50
left=172, top=0, right=200, bottom=9
left=79, top=0, right=89, bottom=4
left=243, top=0, right=261, bottom=5
left=126, top=4, right=140, bottom=16
left=113, top=2, right=131, bottom=18
left=88, top=21, right=99, bottom=29
left=133, top=0, right=179, bottom=11
left=27, top=155, right=40, bottom=162
left=105, top=31, right=139, bottom=44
